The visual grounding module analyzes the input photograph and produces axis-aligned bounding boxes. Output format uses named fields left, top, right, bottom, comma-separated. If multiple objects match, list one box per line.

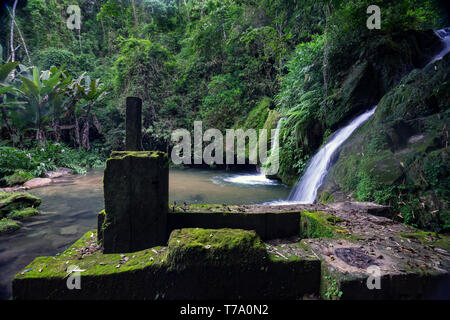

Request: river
left=0, top=168, right=288, bottom=299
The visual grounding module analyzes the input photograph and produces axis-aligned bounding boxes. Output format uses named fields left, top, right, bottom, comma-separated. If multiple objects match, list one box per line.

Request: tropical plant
left=67, top=73, right=107, bottom=150
left=18, top=66, right=71, bottom=143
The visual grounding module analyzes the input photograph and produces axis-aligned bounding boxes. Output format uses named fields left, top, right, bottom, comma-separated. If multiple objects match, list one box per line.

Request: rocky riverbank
left=0, top=168, right=74, bottom=193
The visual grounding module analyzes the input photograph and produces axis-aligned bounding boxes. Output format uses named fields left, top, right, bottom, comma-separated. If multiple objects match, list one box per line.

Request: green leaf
left=33, top=67, right=41, bottom=89
left=20, top=77, right=40, bottom=98
left=0, top=85, right=15, bottom=95
left=0, top=62, right=19, bottom=82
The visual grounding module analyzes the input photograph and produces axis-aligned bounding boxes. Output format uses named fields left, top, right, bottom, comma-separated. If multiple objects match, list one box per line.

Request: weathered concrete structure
left=168, top=205, right=300, bottom=240
left=125, top=97, right=143, bottom=151
left=98, top=97, right=168, bottom=253
left=12, top=203, right=450, bottom=300
left=100, top=151, right=169, bottom=253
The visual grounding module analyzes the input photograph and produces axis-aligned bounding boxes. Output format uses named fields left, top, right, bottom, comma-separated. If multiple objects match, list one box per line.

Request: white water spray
left=288, top=106, right=377, bottom=203
left=221, top=119, right=283, bottom=185
left=429, top=27, right=450, bottom=64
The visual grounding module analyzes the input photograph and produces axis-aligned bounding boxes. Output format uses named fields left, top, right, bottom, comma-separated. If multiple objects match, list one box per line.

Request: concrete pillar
left=101, top=151, right=169, bottom=253
left=125, top=97, right=143, bottom=151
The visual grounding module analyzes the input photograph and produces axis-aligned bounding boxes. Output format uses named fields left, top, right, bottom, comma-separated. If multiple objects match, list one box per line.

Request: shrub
left=2, top=170, right=35, bottom=186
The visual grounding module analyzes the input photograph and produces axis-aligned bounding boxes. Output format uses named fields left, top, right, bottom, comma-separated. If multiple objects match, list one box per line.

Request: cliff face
left=319, top=52, right=450, bottom=231
left=325, top=30, right=444, bottom=132
left=276, top=29, right=444, bottom=186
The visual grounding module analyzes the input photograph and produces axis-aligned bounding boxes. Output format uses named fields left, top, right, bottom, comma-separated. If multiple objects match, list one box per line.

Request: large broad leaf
left=20, top=77, right=40, bottom=98
left=33, top=67, right=41, bottom=89
left=41, top=74, right=62, bottom=96
left=0, top=62, right=19, bottom=82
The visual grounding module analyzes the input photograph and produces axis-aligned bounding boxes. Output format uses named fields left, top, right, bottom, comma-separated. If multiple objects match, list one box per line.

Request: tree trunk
left=36, top=98, right=46, bottom=144
left=131, top=0, right=138, bottom=28
left=6, top=2, right=31, bottom=63
left=322, top=2, right=331, bottom=99
left=9, top=0, right=18, bottom=79
left=75, top=117, right=81, bottom=149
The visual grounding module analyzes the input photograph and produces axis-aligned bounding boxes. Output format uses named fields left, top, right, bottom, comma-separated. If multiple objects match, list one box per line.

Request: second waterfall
left=288, top=106, right=377, bottom=203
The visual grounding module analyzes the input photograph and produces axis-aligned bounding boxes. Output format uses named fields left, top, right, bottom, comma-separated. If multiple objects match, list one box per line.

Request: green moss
left=14, top=230, right=166, bottom=280
left=2, top=170, right=35, bottom=186
left=0, top=218, right=20, bottom=234
left=171, top=203, right=242, bottom=213
left=399, top=231, right=450, bottom=251
left=109, top=151, right=167, bottom=160
left=0, top=191, right=41, bottom=218
left=7, top=207, right=39, bottom=220
left=319, top=192, right=335, bottom=204
left=300, top=211, right=348, bottom=239
left=239, top=97, right=272, bottom=130
left=166, top=228, right=268, bottom=269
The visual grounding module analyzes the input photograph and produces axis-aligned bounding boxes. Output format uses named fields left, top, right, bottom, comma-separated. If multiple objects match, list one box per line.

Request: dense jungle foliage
left=0, top=0, right=449, bottom=230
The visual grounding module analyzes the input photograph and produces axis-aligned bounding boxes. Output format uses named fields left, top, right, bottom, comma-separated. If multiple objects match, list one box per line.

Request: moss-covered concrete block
left=168, top=205, right=300, bottom=240
left=13, top=229, right=321, bottom=300
left=125, top=97, right=143, bottom=151
left=101, top=151, right=169, bottom=253
left=166, top=228, right=268, bottom=268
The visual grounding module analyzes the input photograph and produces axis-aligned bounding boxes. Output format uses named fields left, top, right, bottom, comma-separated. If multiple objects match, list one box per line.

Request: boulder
left=23, top=178, right=52, bottom=189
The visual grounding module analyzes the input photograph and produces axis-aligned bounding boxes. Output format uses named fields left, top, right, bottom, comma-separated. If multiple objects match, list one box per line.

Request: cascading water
left=288, top=106, right=377, bottom=203
left=288, top=27, right=450, bottom=204
left=218, top=119, right=283, bottom=185
left=430, top=27, right=450, bottom=63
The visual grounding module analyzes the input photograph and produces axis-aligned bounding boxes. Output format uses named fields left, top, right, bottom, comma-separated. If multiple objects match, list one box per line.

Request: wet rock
left=44, top=168, right=73, bottom=179
left=23, top=178, right=52, bottom=189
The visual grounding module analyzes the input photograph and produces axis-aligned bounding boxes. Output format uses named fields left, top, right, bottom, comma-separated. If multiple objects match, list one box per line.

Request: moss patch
left=109, top=150, right=168, bottom=161
left=300, top=211, right=348, bottom=239
left=2, top=170, right=35, bottom=186
left=14, top=230, right=166, bottom=280
left=7, top=207, right=39, bottom=220
left=171, top=203, right=242, bottom=213
left=0, top=191, right=41, bottom=217
left=0, top=191, right=41, bottom=234
left=399, top=231, right=450, bottom=251
left=166, top=228, right=268, bottom=269
left=0, top=218, right=20, bottom=233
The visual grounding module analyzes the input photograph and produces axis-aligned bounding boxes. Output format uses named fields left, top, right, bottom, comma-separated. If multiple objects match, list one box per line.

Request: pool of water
left=0, top=168, right=289, bottom=299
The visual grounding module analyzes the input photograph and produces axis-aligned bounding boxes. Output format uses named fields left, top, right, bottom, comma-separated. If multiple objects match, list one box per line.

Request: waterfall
left=220, top=119, right=283, bottom=185
left=288, top=106, right=377, bottom=203
left=261, top=118, right=283, bottom=176
left=429, top=27, right=450, bottom=64
left=287, top=27, right=450, bottom=204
